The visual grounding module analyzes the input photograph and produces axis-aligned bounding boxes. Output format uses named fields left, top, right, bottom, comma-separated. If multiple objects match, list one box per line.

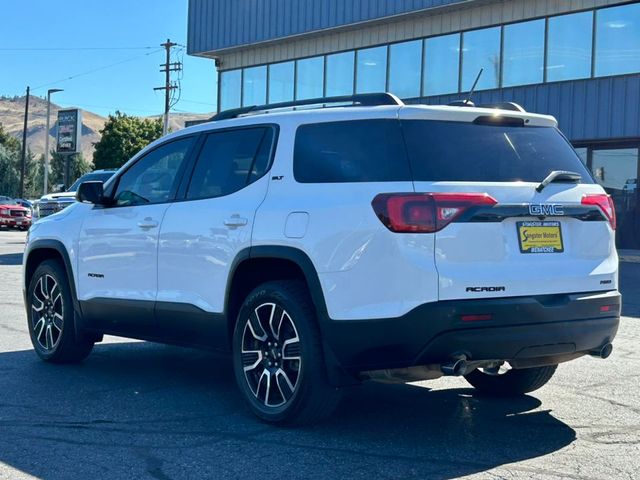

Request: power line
left=180, top=98, right=217, bottom=107
left=56, top=102, right=161, bottom=115
left=31, top=48, right=163, bottom=91
left=0, top=46, right=158, bottom=52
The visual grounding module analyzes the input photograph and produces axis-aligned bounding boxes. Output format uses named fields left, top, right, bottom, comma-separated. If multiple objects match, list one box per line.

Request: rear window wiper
left=536, top=170, right=582, bottom=192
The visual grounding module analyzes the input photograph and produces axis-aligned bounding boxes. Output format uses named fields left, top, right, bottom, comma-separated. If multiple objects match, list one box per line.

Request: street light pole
left=44, top=88, right=63, bottom=194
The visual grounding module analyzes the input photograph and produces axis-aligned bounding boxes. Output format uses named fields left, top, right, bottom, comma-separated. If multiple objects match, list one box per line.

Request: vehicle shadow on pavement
left=0, top=252, right=23, bottom=266
left=0, top=341, right=576, bottom=479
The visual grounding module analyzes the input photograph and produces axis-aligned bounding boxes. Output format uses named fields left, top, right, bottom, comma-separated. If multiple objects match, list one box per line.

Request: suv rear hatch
left=399, top=107, right=617, bottom=301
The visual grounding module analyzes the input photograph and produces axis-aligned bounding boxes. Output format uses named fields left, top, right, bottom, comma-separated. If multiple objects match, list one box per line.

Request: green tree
left=23, top=150, right=44, bottom=199
left=0, top=122, right=21, bottom=155
left=0, top=123, right=21, bottom=197
left=0, top=145, right=19, bottom=197
left=93, top=111, right=163, bottom=170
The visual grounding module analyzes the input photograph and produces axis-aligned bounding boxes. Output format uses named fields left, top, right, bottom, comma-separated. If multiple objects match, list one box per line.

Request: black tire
left=27, top=259, right=94, bottom=363
left=464, top=365, right=557, bottom=396
left=232, top=280, right=341, bottom=425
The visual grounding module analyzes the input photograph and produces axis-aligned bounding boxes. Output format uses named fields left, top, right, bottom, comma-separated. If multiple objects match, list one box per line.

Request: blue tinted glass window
left=388, top=40, right=422, bottom=98
left=461, top=27, right=501, bottom=91
left=220, top=70, right=241, bottom=111
left=547, top=11, right=593, bottom=82
left=503, top=19, right=545, bottom=87
left=296, top=57, right=324, bottom=100
left=326, top=51, right=355, bottom=97
left=356, top=46, right=388, bottom=94
left=242, top=66, right=267, bottom=106
left=268, top=61, right=294, bottom=104
left=423, top=33, right=460, bottom=96
left=595, top=3, right=640, bottom=77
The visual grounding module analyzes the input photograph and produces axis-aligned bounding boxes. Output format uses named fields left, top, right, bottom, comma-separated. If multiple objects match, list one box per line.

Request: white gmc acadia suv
left=23, top=93, right=620, bottom=425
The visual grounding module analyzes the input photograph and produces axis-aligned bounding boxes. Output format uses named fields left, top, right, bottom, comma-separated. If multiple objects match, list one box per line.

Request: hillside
left=0, top=96, right=212, bottom=163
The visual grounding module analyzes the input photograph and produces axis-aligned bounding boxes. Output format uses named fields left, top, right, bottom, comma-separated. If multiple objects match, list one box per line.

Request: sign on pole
left=56, top=108, right=82, bottom=154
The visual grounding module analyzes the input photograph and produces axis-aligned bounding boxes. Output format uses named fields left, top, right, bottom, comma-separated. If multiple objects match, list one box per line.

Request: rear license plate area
left=517, top=221, right=563, bottom=253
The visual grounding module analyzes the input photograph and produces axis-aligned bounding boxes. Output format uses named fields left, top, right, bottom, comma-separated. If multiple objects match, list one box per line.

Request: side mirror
left=76, top=181, right=104, bottom=205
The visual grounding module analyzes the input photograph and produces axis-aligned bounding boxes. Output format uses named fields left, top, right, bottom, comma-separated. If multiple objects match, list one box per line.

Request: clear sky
left=0, top=0, right=218, bottom=116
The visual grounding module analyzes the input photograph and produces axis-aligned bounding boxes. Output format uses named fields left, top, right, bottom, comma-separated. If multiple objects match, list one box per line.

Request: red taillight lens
left=582, top=194, right=616, bottom=230
left=372, top=193, right=497, bottom=233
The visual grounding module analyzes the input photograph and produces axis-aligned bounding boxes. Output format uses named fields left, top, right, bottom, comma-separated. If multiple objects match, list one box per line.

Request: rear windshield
left=402, top=120, right=594, bottom=183
left=293, top=118, right=592, bottom=184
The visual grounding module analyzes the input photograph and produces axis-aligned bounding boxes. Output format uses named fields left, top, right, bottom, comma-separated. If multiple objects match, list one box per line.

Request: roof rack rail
left=209, top=92, right=404, bottom=121
left=477, top=102, right=526, bottom=112
left=448, top=100, right=475, bottom=107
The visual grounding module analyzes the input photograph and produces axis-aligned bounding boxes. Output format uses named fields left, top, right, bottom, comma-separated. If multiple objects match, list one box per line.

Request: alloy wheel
left=241, top=302, right=302, bottom=408
left=31, top=274, right=64, bottom=351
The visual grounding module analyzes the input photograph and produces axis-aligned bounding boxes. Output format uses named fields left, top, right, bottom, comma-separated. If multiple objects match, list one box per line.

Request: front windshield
left=67, top=172, right=115, bottom=192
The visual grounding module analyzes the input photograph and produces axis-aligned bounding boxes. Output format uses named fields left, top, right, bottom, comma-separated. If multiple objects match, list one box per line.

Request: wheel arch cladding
left=25, top=240, right=80, bottom=314
left=225, top=246, right=357, bottom=386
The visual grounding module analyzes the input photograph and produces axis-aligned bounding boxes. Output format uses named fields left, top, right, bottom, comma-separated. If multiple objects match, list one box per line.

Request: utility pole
left=44, top=88, right=63, bottom=194
left=154, top=39, right=181, bottom=135
left=19, top=86, right=30, bottom=199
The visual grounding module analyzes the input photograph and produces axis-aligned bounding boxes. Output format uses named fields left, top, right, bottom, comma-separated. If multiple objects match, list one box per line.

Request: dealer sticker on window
left=517, top=221, right=564, bottom=254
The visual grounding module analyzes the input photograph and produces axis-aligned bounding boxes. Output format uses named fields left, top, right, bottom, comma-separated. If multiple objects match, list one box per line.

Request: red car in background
left=0, top=198, right=31, bottom=231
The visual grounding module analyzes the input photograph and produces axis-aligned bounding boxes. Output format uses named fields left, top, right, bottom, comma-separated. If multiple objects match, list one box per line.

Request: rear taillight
left=372, top=193, right=497, bottom=233
left=582, top=194, right=616, bottom=230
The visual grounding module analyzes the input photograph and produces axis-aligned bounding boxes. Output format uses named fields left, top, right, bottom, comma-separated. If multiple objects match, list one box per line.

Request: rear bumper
left=322, top=290, right=620, bottom=373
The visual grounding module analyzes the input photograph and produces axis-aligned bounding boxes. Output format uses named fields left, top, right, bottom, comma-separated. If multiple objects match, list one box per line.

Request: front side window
left=356, top=46, right=388, bottom=94
left=294, top=120, right=411, bottom=183
left=113, top=137, right=194, bottom=207
left=547, top=11, right=593, bottom=82
left=187, top=127, right=275, bottom=200
left=461, top=27, right=501, bottom=91
left=595, top=3, right=640, bottom=77
left=502, top=19, right=545, bottom=87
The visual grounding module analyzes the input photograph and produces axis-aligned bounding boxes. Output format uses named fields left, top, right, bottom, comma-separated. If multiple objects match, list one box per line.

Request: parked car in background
left=0, top=198, right=31, bottom=230
left=33, top=169, right=116, bottom=219
left=14, top=199, right=33, bottom=214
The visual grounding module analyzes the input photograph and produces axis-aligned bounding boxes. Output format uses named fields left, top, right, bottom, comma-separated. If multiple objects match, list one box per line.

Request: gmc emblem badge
left=529, top=204, right=564, bottom=216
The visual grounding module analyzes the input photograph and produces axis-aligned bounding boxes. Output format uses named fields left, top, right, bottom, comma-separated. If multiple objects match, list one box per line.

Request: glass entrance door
left=591, top=148, right=639, bottom=249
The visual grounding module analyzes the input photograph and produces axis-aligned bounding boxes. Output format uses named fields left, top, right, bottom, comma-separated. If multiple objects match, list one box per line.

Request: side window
left=113, top=137, right=193, bottom=207
left=293, top=120, right=411, bottom=183
left=186, top=127, right=274, bottom=200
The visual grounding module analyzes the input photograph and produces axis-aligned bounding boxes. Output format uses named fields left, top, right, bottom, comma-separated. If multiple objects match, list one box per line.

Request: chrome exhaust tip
left=441, top=358, right=468, bottom=376
left=590, top=343, right=613, bottom=359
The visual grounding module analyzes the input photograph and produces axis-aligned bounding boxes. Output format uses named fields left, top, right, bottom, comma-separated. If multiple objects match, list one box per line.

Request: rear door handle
left=137, top=218, right=159, bottom=230
left=224, top=215, right=248, bottom=228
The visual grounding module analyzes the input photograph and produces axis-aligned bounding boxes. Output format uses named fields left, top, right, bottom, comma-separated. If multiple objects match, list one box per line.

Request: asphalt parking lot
left=0, top=230, right=638, bottom=480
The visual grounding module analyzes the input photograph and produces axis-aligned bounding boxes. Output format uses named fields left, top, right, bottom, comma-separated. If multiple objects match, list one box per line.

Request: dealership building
left=187, top=0, right=640, bottom=248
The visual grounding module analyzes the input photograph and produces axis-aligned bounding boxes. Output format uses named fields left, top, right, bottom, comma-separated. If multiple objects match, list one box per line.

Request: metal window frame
left=217, top=1, right=640, bottom=106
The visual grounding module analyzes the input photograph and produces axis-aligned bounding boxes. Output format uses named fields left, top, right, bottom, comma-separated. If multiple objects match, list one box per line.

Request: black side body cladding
left=25, top=242, right=622, bottom=388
